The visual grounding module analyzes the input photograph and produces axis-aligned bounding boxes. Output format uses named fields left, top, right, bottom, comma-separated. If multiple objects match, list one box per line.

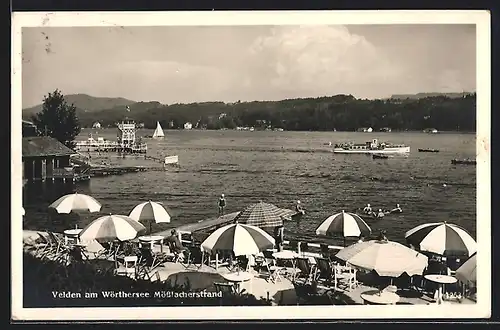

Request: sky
left=21, top=24, right=476, bottom=108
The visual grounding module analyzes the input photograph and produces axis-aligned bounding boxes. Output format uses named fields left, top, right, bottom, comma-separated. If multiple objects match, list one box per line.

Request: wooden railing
left=52, top=167, right=75, bottom=178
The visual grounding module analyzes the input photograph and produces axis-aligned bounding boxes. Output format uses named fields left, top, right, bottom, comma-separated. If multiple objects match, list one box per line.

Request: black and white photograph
left=11, top=11, right=490, bottom=320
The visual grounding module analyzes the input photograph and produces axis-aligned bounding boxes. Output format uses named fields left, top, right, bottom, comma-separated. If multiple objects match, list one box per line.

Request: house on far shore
left=92, top=122, right=101, bottom=129
left=380, top=127, right=392, bottom=132
left=22, top=136, right=90, bottom=183
left=357, top=127, right=373, bottom=133
left=184, top=122, right=193, bottom=130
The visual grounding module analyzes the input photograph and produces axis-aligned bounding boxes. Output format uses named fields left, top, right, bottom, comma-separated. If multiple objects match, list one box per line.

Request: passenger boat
left=333, top=139, right=410, bottom=154
left=372, top=154, right=389, bottom=159
left=451, top=159, right=476, bottom=165
left=418, top=148, right=440, bottom=153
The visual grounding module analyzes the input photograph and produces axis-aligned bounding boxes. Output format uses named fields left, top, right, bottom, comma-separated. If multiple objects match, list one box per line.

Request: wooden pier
left=89, top=165, right=162, bottom=177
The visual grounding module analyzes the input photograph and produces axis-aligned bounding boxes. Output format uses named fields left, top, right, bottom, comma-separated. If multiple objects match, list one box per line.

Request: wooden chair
left=294, top=257, right=315, bottom=283
left=139, top=247, right=168, bottom=271
left=114, top=255, right=138, bottom=278
left=47, top=232, right=70, bottom=262
left=314, top=257, right=334, bottom=284
left=213, top=282, right=237, bottom=294
left=299, top=242, right=310, bottom=256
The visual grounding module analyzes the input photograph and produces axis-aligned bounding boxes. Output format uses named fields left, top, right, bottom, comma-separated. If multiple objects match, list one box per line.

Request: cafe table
left=221, top=271, right=253, bottom=293
left=63, top=228, right=83, bottom=245
left=273, top=250, right=300, bottom=280
left=360, top=289, right=400, bottom=305
left=138, top=235, right=165, bottom=252
left=424, top=274, right=458, bottom=302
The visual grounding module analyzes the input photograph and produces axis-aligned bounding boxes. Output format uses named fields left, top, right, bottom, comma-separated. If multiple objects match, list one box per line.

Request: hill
left=390, top=92, right=473, bottom=100
left=22, top=94, right=136, bottom=117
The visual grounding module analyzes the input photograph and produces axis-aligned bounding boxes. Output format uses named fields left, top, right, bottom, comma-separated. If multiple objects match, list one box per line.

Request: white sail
left=152, top=121, right=164, bottom=138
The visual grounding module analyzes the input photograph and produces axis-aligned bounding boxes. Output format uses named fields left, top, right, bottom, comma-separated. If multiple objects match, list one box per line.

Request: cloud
left=241, top=25, right=402, bottom=99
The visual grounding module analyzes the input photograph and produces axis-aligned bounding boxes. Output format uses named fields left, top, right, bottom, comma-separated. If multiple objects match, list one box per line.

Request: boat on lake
left=152, top=121, right=165, bottom=138
left=451, top=158, right=476, bottom=165
left=333, top=139, right=410, bottom=154
left=372, top=154, right=389, bottom=159
left=418, top=148, right=440, bottom=153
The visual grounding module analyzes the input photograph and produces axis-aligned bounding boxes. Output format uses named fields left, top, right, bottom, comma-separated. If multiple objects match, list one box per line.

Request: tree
left=31, top=89, right=81, bottom=148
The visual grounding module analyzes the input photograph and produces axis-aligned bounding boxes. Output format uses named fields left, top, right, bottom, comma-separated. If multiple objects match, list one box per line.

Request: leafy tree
left=31, top=89, right=81, bottom=148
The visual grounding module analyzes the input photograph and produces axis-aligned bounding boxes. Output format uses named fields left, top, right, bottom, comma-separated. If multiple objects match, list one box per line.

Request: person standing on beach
left=274, top=225, right=284, bottom=252
left=218, top=194, right=226, bottom=216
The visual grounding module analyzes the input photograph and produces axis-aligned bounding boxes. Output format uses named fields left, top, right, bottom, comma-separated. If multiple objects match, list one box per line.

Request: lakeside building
left=184, top=122, right=193, bottom=130
left=22, top=136, right=90, bottom=183
left=92, top=122, right=101, bottom=129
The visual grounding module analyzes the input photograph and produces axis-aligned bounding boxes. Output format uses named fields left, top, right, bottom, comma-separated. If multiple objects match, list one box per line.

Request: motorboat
left=333, top=139, right=410, bottom=154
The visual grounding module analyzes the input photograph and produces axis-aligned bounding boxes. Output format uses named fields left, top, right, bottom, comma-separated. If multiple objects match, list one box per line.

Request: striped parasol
left=455, top=253, right=476, bottom=287
left=315, top=210, right=371, bottom=238
left=201, top=223, right=275, bottom=256
left=79, top=214, right=146, bottom=242
left=335, top=239, right=429, bottom=277
left=233, top=201, right=286, bottom=228
left=49, top=192, right=101, bottom=214
left=405, top=222, right=476, bottom=257
left=129, top=200, right=171, bottom=233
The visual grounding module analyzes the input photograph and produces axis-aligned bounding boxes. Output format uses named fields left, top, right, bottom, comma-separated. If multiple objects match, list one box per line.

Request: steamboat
left=333, top=139, right=410, bottom=154
left=75, top=118, right=147, bottom=154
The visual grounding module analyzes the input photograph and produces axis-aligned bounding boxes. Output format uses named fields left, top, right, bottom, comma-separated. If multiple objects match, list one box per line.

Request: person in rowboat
left=363, top=203, right=372, bottom=215
left=374, top=209, right=385, bottom=219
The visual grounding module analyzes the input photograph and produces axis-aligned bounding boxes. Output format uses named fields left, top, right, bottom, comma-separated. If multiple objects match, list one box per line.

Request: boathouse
left=22, top=136, right=89, bottom=183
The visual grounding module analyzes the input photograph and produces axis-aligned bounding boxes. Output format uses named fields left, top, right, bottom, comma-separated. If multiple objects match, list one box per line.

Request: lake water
left=23, top=129, right=477, bottom=246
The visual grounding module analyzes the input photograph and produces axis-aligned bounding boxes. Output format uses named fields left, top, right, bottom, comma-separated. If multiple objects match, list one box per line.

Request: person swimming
left=363, top=204, right=372, bottom=214
left=390, top=204, right=403, bottom=213
left=295, top=200, right=305, bottom=214
left=375, top=209, right=385, bottom=218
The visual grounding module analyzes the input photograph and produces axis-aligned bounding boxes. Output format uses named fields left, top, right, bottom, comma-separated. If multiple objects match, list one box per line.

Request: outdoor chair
left=299, top=242, right=310, bottom=256
left=114, top=255, right=138, bottom=278
left=255, top=253, right=283, bottom=283
left=47, top=232, right=71, bottom=262
left=320, top=243, right=330, bottom=258
left=294, top=257, right=316, bottom=283
left=138, top=247, right=168, bottom=271
left=30, top=232, right=53, bottom=258
left=213, top=282, right=237, bottom=294
left=314, top=257, right=335, bottom=284
left=336, top=266, right=358, bottom=291
left=292, top=280, right=317, bottom=305
left=288, top=240, right=299, bottom=253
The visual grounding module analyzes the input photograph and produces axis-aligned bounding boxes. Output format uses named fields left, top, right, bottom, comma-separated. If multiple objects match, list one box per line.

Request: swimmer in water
left=375, top=209, right=385, bottom=218
left=363, top=203, right=372, bottom=214
left=295, top=200, right=305, bottom=214
left=391, top=204, right=403, bottom=213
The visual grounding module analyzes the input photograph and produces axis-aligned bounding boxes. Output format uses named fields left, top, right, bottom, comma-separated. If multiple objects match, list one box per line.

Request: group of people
left=362, top=203, right=403, bottom=218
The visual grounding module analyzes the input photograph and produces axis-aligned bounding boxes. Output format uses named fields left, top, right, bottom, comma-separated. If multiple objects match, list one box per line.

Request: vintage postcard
left=11, top=10, right=490, bottom=320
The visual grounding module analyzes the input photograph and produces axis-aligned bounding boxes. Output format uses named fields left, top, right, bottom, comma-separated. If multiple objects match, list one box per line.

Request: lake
left=22, top=129, right=477, bottom=246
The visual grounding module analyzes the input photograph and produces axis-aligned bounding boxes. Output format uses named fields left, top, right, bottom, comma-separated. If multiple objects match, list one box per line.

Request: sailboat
left=152, top=121, right=165, bottom=138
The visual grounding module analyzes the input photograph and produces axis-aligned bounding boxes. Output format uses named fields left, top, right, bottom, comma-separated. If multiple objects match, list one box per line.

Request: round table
left=425, top=274, right=457, bottom=303
left=139, top=235, right=165, bottom=251
left=273, top=251, right=299, bottom=280
left=273, top=250, right=299, bottom=260
left=424, top=274, right=457, bottom=284
left=360, top=290, right=400, bottom=305
left=63, top=229, right=83, bottom=244
left=221, top=271, right=253, bottom=293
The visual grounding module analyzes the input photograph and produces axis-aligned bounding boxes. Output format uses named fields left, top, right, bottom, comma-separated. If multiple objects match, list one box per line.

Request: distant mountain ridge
left=390, top=92, right=474, bottom=99
left=22, top=94, right=136, bottom=117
